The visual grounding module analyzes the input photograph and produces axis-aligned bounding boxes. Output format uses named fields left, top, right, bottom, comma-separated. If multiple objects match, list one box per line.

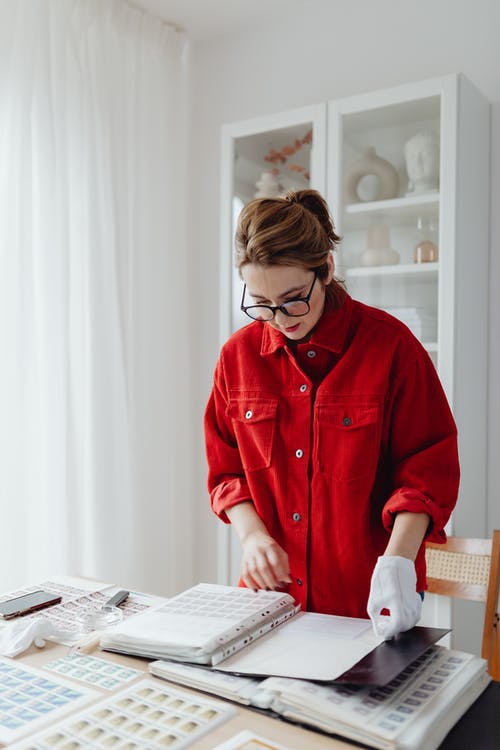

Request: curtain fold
left=0, top=0, right=193, bottom=595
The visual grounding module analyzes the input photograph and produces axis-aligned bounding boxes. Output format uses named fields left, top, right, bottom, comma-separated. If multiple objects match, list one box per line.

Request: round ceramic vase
left=345, top=147, right=399, bottom=203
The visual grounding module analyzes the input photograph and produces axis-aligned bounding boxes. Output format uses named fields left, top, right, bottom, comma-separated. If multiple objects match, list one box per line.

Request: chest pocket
left=227, top=397, right=278, bottom=472
left=314, top=401, right=381, bottom=481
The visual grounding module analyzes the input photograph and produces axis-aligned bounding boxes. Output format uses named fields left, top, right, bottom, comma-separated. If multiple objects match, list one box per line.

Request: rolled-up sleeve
left=204, top=355, right=252, bottom=522
left=382, top=352, right=460, bottom=542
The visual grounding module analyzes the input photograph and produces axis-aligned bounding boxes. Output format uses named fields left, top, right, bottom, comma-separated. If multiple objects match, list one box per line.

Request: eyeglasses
left=240, top=273, right=317, bottom=321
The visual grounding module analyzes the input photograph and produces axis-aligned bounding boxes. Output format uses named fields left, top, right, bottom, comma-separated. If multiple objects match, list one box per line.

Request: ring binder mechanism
left=211, top=603, right=301, bottom=665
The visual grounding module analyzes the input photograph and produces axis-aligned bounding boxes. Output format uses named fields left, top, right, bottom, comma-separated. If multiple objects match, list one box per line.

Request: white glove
left=0, top=617, right=75, bottom=657
left=367, top=555, right=422, bottom=640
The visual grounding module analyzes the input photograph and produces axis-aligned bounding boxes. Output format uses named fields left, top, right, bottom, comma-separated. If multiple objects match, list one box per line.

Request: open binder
left=100, top=583, right=449, bottom=685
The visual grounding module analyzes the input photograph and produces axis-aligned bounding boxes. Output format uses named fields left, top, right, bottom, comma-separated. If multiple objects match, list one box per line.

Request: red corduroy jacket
left=204, top=295, right=459, bottom=618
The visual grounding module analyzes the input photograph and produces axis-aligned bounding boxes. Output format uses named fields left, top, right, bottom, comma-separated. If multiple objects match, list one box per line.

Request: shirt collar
left=260, top=293, right=353, bottom=356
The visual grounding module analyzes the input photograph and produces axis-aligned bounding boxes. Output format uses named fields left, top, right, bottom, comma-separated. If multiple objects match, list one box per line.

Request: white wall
left=188, top=0, right=500, bottom=605
left=490, top=102, right=500, bottom=532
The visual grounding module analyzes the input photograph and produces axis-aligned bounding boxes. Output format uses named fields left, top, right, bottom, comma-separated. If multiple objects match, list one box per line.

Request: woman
left=204, top=189, right=459, bottom=638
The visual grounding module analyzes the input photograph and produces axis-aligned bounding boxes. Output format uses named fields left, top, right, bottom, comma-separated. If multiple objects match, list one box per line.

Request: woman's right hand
left=240, top=530, right=292, bottom=591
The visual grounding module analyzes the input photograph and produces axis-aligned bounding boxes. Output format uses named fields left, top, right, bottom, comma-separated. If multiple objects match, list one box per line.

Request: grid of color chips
left=0, top=657, right=97, bottom=745
left=44, top=654, right=142, bottom=691
left=11, top=678, right=236, bottom=749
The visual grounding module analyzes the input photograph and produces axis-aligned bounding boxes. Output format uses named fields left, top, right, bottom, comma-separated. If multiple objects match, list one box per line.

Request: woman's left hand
left=367, top=555, right=422, bottom=639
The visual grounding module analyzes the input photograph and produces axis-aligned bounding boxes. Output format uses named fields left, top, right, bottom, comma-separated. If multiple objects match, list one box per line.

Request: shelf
left=343, top=192, right=439, bottom=230
left=342, top=262, right=439, bottom=278
left=424, top=342, right=438, bottom=353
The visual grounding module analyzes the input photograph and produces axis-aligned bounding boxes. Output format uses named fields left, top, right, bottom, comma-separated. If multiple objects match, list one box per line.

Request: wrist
left=226, top=502, right=269, bottom=543
left=384, top=511, right=430, bottom=561
left=383, top=550, right=414, bottom=561
left=240, top=527, right=270, bottom=546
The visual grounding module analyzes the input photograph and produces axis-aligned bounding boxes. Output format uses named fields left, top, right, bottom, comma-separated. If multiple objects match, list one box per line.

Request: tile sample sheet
left=11, top=678, right=236, bottom=749
left=0, top=657, right=97, bottom=745
left=43, top=653, right=142, bottom=691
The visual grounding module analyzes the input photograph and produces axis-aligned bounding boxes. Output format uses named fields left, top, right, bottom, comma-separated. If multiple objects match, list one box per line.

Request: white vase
left=344, top=147, right=399, bottom=203
left=360, top=225, right=400, bottom=267
left=254, top=171, right=282, bottom=198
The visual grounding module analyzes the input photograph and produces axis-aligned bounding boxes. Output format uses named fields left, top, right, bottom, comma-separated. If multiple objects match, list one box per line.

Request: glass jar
left=413, top=216, right=438, bottom=263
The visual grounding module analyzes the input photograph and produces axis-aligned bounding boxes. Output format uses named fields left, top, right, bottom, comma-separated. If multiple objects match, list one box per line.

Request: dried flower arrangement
left=263, top=129, right=312, bottom=182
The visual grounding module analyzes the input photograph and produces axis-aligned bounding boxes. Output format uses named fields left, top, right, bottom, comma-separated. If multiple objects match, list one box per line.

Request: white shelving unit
left=219, top=75, right=490, bottom=651
left=327, top=75, right=490, bottom=646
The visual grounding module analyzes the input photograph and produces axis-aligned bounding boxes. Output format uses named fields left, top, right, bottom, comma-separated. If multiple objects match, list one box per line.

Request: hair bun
left=295, top=189, right=326, bottom=213
left=284, top=189, right=327, bottom=217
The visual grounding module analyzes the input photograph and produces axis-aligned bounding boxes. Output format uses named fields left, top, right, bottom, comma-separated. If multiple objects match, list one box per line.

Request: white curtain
left=0, top=0, right=194, bottom=595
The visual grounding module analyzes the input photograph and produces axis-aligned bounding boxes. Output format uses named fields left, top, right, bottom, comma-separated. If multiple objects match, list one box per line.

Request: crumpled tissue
left=0, top=617, right=75, bottom=657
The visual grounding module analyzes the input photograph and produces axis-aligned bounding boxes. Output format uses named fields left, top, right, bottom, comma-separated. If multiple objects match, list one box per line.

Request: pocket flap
left=227, top=398, right=278, bottom=424
left=316, top=403, right=379, bottom=428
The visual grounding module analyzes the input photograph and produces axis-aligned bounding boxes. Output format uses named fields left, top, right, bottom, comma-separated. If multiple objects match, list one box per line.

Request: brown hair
left=235, top=189, right=345, bottom=307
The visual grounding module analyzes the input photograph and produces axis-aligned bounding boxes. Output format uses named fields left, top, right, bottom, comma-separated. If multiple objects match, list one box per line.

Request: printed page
left=216, top=611, right=383, bottom=681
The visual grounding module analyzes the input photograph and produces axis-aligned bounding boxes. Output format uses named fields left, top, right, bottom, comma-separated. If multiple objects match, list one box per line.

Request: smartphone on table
left=0, top=590, right=62, bottom=619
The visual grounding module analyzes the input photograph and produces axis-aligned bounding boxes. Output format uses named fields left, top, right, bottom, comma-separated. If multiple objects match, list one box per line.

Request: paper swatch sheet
left=145, top=584, right=291, bottom=647
left=0, top=578, right=159, bottom=643
left=43, top=653, right=142, bottom=691
left=10, top=678, right=236, bottom=750
left=0, top=656, right=97, bottom=745
left=217, top=611, right=383, bottom=681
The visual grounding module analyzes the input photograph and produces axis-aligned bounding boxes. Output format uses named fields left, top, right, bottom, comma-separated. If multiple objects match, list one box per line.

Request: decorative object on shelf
left=254, top=170, right=283, bottom=198
left=360, top=225, right=400, bottom=266
left=413, top=216, right=439, bottom=263
left=344, top=147, right=399, bottom=204
left=414, top=240, right=438, bottom=264
left=263, top=129, right=312, bottom=185
left=404, top=130, right=440, bottom=195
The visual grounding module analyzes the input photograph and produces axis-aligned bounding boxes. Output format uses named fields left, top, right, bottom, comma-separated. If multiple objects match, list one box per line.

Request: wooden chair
left=425, top=530, right=500, bottom=680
